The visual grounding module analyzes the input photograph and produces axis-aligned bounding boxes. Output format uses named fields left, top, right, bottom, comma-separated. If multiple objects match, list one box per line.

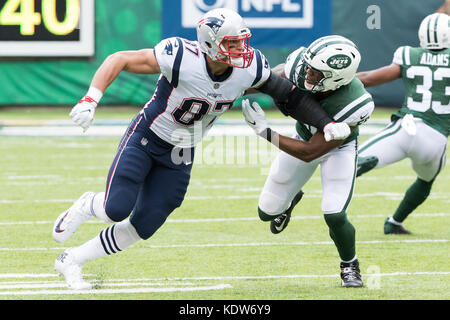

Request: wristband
left=80, top=86, right=103, bottom=106
left=260, top=128, right=277, bottom=143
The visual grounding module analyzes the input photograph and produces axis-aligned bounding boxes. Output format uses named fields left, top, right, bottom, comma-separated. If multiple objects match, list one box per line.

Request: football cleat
left=340, top=259, right=363, bottom=288
left=55, top=249, right=92, bottom=290
left=53, top=192, right=95, bottom=243
left=384, top=217, right=411, bottom=234
left=270, top=190, right=304, bottom=234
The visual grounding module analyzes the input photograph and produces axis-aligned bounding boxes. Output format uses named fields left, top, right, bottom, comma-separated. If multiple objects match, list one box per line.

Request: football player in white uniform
left=52, top=8, right=351, bottom=290
left=243, top=35, right=375, bottom=287
left=356, top=13, right=449, bottom=234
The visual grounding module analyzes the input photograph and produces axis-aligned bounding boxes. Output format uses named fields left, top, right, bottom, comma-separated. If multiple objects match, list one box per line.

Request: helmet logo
left=326, top=54, right=351, bottom=69
left=199, top=17, right=224, bottom=35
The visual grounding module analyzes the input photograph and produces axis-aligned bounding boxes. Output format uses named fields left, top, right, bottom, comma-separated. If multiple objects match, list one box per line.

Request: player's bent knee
left=356, top=155, right=379, bottom=177
left=258, top=192, right=289, bottom=220
left=323, top=211, right=350, bottom=229
left=104, top=202, right=131, bottom=223
left=258, top=207, right=279, bottom=221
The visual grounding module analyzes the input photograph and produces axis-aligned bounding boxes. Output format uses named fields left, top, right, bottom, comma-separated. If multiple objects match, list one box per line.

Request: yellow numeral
left=0, top=0, right=41, bottom=35
left=42, top=0, right=80, bottom=35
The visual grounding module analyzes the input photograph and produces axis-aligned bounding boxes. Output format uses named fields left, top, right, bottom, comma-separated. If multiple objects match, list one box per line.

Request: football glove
left=70, top=97, right=97, bottom=132
left=323, top=122, right=351, bottom=142
left=242, top=99, right=268, bottom=135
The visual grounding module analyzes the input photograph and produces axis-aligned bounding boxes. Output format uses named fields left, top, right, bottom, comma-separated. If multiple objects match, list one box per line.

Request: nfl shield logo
left=141, top=138, right=148, bottom=146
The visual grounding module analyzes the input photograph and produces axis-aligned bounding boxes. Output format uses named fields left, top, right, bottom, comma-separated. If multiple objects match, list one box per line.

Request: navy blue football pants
left=103, top=112, right=194, bottom=239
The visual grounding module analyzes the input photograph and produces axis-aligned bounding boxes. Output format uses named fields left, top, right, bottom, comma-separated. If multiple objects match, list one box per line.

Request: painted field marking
left=0, top=212, right=448, bottom=226
left=0, top=239, right=447, bottom=252
left=0, top=271, right=449, bottom=296
left=0, top=283, right=233, bottom=295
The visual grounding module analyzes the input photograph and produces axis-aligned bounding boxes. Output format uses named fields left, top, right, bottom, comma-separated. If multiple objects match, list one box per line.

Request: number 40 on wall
left=0, top=0, right=80, bottom=36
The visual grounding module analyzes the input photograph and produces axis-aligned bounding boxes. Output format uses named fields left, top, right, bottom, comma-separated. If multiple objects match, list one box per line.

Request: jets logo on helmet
left=327, top=54, right=352, bottom=70
left=418, top=13, right=450, bottom=50
left=196, top=8, right=254, bottom=68
left=295, top=35, right=361, bottom=92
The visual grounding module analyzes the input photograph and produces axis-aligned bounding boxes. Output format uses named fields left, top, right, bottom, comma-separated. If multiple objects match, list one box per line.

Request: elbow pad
left=285, top=87, right=333, bottom=131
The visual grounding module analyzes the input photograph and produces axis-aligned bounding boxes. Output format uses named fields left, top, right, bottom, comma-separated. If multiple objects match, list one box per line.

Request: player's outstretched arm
left=71, top=49, right=161, bottom=132
left=437, top=0, right=450, bottom=14
left=91, top=49, right=161, bottom=92
left=242, top=99, right=353, bottom=162
left=356, top=63, right=401, bottom=88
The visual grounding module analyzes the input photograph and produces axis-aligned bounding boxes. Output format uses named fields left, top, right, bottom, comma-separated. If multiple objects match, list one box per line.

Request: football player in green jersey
left=356, top=13, right=449, bottom=234
left=243, top=35, right=374, bottom=287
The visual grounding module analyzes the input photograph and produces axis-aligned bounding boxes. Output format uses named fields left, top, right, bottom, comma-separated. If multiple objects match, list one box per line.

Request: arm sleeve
left=285, top=88, right=334, bottom=131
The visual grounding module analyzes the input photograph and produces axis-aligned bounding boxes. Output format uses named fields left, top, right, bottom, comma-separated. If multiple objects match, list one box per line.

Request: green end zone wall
left=0, top=0, right=444, bottom=107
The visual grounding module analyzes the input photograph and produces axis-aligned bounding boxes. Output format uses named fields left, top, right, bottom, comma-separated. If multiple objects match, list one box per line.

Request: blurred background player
left=51, top=8, right=350, bottom=290
left=437, top=0, right=450, bottom=14
left=242, top=35, right=374, bottom=287
left=356, top=13, right=449, bottom=234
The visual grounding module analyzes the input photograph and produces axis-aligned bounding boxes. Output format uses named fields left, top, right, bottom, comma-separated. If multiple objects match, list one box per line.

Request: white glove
left=241, top=99, right=269, bottom=135
left=70, top=98, right=96, bottom=132
left=323, top=122, right=351, bottom=142
left=69, top=87, right=103, bottom=132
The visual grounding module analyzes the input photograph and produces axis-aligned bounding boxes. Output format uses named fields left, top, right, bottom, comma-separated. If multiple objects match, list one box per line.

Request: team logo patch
left=326, top=54, right=351, bottom=69
left=199, top=17, right=224, bottom=34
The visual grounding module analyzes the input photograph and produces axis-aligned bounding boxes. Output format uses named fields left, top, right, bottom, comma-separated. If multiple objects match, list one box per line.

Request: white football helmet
left=418, top=13, right=449, bottom=50
left=294, top=35, right=361, bottom=92
left=196, top=8, right=254, bottom=68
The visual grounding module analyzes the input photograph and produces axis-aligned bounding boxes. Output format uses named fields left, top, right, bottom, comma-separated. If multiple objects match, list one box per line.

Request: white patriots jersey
left=143, top=37, right=271, bottom=147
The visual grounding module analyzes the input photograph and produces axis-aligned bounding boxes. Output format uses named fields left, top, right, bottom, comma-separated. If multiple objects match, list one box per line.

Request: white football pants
left=359, top=117, right=447, bottom=182
left=259, top=138, right=357, bottom=216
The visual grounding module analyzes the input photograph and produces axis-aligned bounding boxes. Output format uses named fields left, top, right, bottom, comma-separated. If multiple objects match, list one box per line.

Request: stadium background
left=0, top=0, right=445, bottom=107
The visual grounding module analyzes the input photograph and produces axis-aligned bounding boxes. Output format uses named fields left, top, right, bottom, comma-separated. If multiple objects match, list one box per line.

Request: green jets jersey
left=284, top=47, right=374, bottom=144
left=392, top=46, right=450, bottom=137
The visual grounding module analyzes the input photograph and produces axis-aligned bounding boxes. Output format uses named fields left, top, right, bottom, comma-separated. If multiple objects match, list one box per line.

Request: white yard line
left=0, top=239, right=447, bottom=252
left=0, top=271, right=448, bottom=296
left=1, top=191, right=449, bottom=204
left=0, top=212, right=448, bottom=226
left=0, top=284, right=233, bottom=295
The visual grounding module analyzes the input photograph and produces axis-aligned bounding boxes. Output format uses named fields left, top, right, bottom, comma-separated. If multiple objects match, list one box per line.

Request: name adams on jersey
left=392, top=46, right=450, bottom=137
left=144, top=37, right=270, bottom=148
left=284, top=47, right=375, bottom=145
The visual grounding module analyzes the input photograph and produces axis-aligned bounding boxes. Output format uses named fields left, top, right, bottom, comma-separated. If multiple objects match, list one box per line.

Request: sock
left=90, top=192, right=114, bottom=223
left=388, top=217, right=402, bottom=225
left=392, top=178, right=433, bottom=223
left=324, top=211, right=356, bottom=262
left=72, top=220, right=141, bottom=265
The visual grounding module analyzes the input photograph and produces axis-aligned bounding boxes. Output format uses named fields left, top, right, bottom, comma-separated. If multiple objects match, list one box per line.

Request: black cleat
left=270, top=190, right=304, bottom=234
left=340, top=259, right=363, bottom=288
left=384, top=217, right=411, bottom=234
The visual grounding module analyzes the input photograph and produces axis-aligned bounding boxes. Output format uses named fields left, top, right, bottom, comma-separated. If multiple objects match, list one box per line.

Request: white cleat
left=55, top=249, right=92, bottom=290
left=53, top=192, right=95, bottom=243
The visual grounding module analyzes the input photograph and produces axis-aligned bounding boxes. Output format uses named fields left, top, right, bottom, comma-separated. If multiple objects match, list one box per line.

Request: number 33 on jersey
left=393, top=45, right=450, bottom=137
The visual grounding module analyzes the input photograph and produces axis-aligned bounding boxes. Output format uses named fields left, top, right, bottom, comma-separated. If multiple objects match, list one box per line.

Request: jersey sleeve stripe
left=336, top=100, right=374, bottom=123
left=336, top=99, right=374, bottom=122
left=403, top=46, right=411, bottom=65
left=333, top=93, right=372, bottom=120
left=251, top=50, right=263, bottom=87
left=171, top=37, right=184, bottom=88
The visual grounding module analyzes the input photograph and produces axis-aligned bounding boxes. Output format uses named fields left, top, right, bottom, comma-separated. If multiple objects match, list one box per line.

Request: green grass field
left=0, top=107, right=449, bottom=300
